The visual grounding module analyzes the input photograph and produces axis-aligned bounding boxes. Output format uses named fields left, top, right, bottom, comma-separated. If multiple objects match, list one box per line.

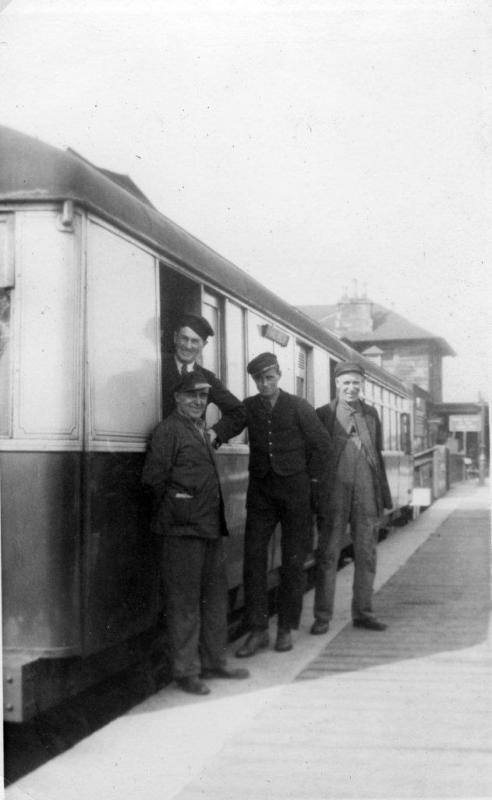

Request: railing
left=413, top=445, right=449, bottom=505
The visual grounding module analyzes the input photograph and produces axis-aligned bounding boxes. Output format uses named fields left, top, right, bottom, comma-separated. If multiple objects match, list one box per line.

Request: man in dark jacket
left=142, top=370, right=249, bottom=695
left=161, top=314, right=246, bottom=447
left=235, top=352, right=332, bottom=658
left=311, top=361, right=392, bottom=635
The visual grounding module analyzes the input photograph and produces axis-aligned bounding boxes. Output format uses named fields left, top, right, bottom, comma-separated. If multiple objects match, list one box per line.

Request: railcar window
left=246, top=310, right=273, bottom=395
left=225, top=300, right=246, bottom=396
left=225, top=300, right=247, bottom=444
left=382, top=405, right=390, bottom=450
left=393, top=409, right=399, bottom=450
left=364, top=380, right=373, bottom=402
left=202, top=292, right=222, bottom=430
left=0, top=289, right=11, bottom=436
left=295, top=345, right=308, bottom=399
left=202, top=292, right=221, bottom=377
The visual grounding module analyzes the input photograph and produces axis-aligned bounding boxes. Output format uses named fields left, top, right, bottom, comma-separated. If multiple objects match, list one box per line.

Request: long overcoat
left=316, top=399, right=392, bottom=510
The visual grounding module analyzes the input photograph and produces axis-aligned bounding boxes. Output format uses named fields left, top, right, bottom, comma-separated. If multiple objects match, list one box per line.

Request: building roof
left=299, top=302, right=456, bottom=357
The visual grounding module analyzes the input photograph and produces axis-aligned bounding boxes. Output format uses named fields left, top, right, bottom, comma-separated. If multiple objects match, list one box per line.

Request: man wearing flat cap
left=142, top=370, right=249, bottom=695
left=161, top=313, right=246, bottom=448
left=311, top=360, right=392, bottom=635
left=235, top=352, right=332, bottom=658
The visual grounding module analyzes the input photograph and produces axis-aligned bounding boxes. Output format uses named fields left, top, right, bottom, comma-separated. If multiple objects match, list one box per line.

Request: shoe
left=176, top=676, right=211, bottom=695
left=235, top=630, right=269, bottom=658
left=274, top=628, right=293, bottom=652
left=201, top=666, right=250, bottom=680
left=310, top=620, right=330, bottom=635
left=353, top=617, right=387, bottom=631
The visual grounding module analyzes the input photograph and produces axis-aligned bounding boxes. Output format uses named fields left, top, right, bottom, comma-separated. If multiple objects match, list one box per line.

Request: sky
left=0, top=0, right=490, bottom=401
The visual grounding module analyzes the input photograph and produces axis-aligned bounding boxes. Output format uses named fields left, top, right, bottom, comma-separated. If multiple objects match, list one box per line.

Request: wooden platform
left=6, top=482, right=491, bottom=800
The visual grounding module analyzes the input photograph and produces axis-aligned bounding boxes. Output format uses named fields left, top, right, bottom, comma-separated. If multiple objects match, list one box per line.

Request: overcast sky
left=1, top=0, right=490, bottom=401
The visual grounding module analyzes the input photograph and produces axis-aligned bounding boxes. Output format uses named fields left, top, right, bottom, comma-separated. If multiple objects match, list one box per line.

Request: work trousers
left=314, top=451, right=380, bottom=623
left=161, top=535, right=228, bottom=678
left=244, top=471, right=312, bottom=632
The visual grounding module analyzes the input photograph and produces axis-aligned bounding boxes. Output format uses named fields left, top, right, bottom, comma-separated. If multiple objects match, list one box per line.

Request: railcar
left=0, top=126, right=413, bottom=721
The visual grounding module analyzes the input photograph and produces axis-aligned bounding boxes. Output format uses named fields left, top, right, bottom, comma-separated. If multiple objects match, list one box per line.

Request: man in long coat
left=311, top=360, right=392, bottom=634
left=142, top=370, right=249, bottom=695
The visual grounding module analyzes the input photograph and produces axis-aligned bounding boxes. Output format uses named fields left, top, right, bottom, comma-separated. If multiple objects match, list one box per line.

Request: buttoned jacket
left=161, top=353, right=246, bottom=444
left=244, top=390, right=331, bottom=479
left=316, top=399, right=392, bottom=509
left=142, top=410, right=228, bottom=538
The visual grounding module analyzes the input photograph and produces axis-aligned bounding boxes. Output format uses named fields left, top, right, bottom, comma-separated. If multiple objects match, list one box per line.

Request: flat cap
left=247, top=352, right=279, bottom=376
left=176, top=314, right=214, bottom=340
left=334, top=360, right=365, bottom=378
left=174, top=369, right=211, bottom=393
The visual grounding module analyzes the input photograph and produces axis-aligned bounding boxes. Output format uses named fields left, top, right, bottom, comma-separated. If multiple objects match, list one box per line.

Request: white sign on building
left=449, top=415, right=481, bottom=432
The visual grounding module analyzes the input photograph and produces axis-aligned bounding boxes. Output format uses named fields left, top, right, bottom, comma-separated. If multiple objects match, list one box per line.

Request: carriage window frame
left=87, top=218, right=161, bottom=447
left=0, top=287, right=12, bottom=437
left=201, top=290, right=222, bottom=378
left=201, top=290, right=224, bottom=432
left=295, top=341, right=312, bottom=401
left=223, top=299, right=248, bottom=444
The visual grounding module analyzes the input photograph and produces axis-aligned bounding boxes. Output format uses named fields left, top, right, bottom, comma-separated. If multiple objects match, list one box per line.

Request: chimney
left=336, top=279, right=374, bottom=334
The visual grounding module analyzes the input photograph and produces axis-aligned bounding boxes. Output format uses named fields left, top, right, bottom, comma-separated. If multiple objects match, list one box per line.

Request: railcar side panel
left=81, top=452, right=159, bottom=655
left=1, top=451, right=82, bottom=655
left=86, top=219, right=161, bottom=445
left=215, top=449, right=249, bottom=588
left=14, top=211, right=83, bottom=442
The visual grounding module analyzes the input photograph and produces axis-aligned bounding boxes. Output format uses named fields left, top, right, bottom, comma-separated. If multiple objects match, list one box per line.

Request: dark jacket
left=316, top=399, right=392, bottom=509
left=161, top=353, right=246, bottom=444
left=142, top=410, right=228, bottom=538
left=244, top=390, right=331, bottom=479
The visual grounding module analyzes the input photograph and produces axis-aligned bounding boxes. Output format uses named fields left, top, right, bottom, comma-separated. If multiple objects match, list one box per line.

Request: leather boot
left=310, top=619, right=329, bottom=635
left=235, top=630, right=269, bottom=658
left=275, top=628, right=293, bottom=652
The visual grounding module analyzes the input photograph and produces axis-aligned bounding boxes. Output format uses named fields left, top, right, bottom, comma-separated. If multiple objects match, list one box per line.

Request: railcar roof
left=0, top=125, right=408, bottom=394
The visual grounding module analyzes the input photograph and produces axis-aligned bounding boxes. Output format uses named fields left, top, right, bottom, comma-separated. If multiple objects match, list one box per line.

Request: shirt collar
left=175, top=356, right=195, bottom=373
left=176, top=409, right=207, bottom=434
left=339, top=398, right=362, bottom=414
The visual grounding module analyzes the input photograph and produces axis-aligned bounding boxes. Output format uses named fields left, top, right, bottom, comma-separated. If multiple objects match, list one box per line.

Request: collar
left=337, top=398, right=364, bottom=414
left=341, top=399, right=362, bottom=412
left=175, top=356, right=195, bottom=373
left=176, top=408, right=205, bottom=428
left=258, top=388, right=281, bottom=409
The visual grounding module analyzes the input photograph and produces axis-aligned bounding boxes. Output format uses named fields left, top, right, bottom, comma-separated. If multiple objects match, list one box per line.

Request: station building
left=299, top=281, right=488, bottom=471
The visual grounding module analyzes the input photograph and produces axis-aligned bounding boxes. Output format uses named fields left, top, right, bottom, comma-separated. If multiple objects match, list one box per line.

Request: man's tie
left=180, top=362, right=188, bottom=376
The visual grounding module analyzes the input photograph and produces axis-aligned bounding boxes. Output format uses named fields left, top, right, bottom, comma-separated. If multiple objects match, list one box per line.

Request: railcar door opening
left=159, top=264, right=201, bottom=357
